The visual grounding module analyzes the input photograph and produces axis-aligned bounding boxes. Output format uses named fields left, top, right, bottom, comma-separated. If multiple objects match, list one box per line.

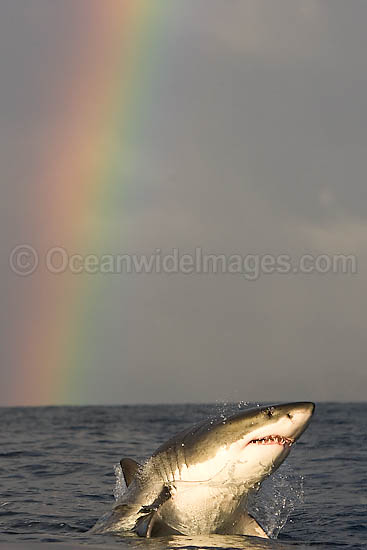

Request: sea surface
left=0, top=403, right=365, bottom=550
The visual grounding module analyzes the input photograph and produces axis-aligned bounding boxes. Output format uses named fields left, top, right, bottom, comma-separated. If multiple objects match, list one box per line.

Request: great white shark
left=91, top=402, right=314, bottom=539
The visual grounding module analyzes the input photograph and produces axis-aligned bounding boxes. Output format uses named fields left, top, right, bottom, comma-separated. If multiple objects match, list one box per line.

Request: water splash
left=113, top=463, right=127, bottom=501
left=248, top=463, right=304, bottom=538
left=212, top=400, right=252, bottom=421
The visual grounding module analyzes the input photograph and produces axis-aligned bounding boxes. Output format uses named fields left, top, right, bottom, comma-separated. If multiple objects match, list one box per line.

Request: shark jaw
left=248, top=435, right=294, bottom=447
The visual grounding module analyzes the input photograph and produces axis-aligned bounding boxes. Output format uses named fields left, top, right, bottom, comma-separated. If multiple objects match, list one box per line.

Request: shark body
left=91, top=402, right=314, bottom=538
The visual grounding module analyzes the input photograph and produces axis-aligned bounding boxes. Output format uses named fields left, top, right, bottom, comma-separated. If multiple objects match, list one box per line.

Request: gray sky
left=1, top=1, right=367, bottom=405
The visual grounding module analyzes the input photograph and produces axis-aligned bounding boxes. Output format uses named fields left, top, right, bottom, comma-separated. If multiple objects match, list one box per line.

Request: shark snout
left=282, top=402, right=315, bottom=441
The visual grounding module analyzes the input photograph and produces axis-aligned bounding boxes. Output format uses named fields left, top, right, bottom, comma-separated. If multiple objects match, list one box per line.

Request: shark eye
left=287, top=413, right=293, bottom=419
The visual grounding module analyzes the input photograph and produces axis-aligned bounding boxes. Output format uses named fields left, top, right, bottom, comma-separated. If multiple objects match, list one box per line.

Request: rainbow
left=14, top=1, right=172, bottom=405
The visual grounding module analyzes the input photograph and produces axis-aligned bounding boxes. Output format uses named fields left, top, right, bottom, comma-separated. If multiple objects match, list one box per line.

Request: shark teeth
left=249, top=435, right=293, bottom=447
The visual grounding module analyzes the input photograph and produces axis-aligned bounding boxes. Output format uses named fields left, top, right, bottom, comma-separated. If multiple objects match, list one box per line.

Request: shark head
left=160, top=402, right=315, bottom=489
left=221, top=401, right=315, bottom=488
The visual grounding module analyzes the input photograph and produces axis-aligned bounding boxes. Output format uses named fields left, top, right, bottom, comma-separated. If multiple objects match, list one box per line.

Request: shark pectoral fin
left=120, top=458, right=141, bottom=487
left=242, top=513, right=269, bottom=539
left=135, top=484, right=177, bottom=538
left=135, top=511, right=157, bottom=538
left=135, top=512, right=181, bottom=538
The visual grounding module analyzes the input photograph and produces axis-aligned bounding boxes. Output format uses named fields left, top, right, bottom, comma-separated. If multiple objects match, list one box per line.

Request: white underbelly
left=160, top=482, right=242, bottom=535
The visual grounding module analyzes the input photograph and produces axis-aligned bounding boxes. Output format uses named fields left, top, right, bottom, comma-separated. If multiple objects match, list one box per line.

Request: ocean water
left=0, top=403, right=365, bottom=550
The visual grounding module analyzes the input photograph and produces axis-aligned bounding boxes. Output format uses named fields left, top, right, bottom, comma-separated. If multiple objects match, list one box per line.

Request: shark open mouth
left=248, top=435, right=293, bottom=447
